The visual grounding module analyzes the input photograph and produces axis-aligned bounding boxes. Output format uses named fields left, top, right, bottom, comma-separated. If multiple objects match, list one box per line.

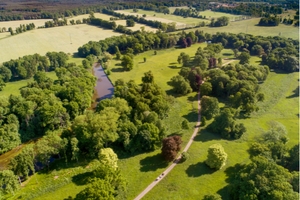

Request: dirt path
left=133, top=91, right=202, bottom=200
left=222, top=59, right=237, bottom=66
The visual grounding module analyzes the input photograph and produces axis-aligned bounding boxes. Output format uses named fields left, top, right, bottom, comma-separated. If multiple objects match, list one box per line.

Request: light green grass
left=174, top=17, right=299, bottom=39
left=0, top=24, right=122, bottom=64
left=0, top=19, right=52, bottom=29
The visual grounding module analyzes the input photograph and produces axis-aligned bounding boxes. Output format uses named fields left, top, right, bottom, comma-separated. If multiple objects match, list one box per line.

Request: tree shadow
left=222, top=53, right=233, bottom=56
left=217, top=185, right=231, bottom=200
left=72, top=53, right=80, bottom=58
left=182, top=111, right=198, bottom=123
left=168, top=65, right=179, bottom=69
left=185, top=161, right=214, bottom=177
left=111, top=67, right=124, bottom=72
left=72, top=171, right=94, bottom=186
left=193, top=129, right=222, bottom=142
left=168, top=131, right=183, bottom=137
left=169, top=62, right=177, bottom=65
left=139, top=153, right=168, bottom=172
left=286, top=85, right=299, bottom=99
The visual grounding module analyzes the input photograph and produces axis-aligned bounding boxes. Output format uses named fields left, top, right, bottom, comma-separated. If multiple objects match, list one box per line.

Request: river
left=89, top=63, right=115, bottom=110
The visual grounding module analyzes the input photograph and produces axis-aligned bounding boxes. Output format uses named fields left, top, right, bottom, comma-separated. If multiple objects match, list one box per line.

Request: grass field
left=67, top=13, right=158, bottom=32
left=0, top=24, right=122, bottom=64
left=0, top=19, right=52, bottom=29
left=175, top=17, right=299, bottom=39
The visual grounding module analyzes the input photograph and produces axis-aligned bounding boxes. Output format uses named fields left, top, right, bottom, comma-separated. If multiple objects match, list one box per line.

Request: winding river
left=89, top=63, right=115, bottom=110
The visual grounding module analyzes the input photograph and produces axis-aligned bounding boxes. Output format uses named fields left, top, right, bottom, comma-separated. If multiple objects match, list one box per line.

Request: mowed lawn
left=67, top=13, right=158, bottom=32
left=0, top=24, right=122, bottom=64
left=140, top=68, right=299, bottom=200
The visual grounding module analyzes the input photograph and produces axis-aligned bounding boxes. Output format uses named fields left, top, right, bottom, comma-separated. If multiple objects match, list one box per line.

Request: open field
left=175, top=17, right=299, bottom=39
left=67, top=13, right=158, bottom=32
left=0, top=19, right=53, bottom=29
left=115, top=9, right=207, bottom=27
left=0, top=24, right=122, bottom=64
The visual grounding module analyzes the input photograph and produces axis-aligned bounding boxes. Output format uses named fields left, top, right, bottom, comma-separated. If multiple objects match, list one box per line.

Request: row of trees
left=9, top=23, right=35, bottom=35
left=212, top=4, right=283, bottom=17
left=0, top=52, right=69, bottom=85
left=258, top=16, right=280, bottom=26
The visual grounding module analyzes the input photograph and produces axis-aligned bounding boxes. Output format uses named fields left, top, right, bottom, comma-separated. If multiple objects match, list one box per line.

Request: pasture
left=175, top=17, right=299, bottom=39
left=0, top=24, right=122, bottom=64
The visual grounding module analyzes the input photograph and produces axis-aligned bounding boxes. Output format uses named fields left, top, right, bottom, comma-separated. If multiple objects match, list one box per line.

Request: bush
left=201, top=116, right=206, bottom=126
left=144, top=57, right=146, bottom=62
left=154, top=50, right=157, bottom=55
left=181, top=119, right=189, bottom=129
left=181, top=152, right=189, bottom=162
left=205, top=143, right=227, bottom=170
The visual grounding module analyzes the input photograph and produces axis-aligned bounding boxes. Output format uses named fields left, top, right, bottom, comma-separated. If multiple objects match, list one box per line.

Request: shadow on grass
left=72, top=53, right=80, bottom=58
left=168, top=131, right=183, bottom=137
left=72, top=171, right=94, bottom=186
left=185, top=161, right=214, bottom=177
left=193, top=129, right=222, bottom=142
left=182, top=111, right=198, bottom=123
left=222, top=53, right=233, bottom=56
left=286, top=85, right=299, bottom=99
left=168, top=65, right=179, bottom=69
left=139, top=153, right=168, bottom=172
left=169, top=62, right=177, bottom=65
left=111, top=67, right=124, bottom=73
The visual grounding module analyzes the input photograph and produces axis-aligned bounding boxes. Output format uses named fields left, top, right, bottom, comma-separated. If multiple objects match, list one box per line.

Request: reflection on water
left=89, top=63, right=114, bottom=110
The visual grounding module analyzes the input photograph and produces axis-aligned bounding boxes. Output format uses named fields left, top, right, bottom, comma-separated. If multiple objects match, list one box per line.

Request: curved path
left=134, top=91, right=202, bottom=200
left=134, top=60, right=233, bottom=200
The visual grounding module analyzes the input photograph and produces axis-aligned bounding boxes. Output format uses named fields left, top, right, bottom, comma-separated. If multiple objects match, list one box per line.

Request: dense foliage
left=258, top=16, right=280, bottom=26
left=205, top=143, right=227, bottom=170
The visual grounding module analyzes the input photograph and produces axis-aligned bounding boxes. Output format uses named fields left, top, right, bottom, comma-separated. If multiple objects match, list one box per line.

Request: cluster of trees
left=9, top=23, right=35, bottom=35
left=102, top=8, right=176, bottom=32
left=229, top=121, right=299, bottom=199
left=0, top=52, right=69, bottom=86
left=207, top=32, right=299, bottom=72
left=173, top=8, right=206, bottom=19
left=170, top=43, right=223, bottom=95
left=212, top=4, right=283, bottom=17
left=45, top=19, right=67, bottom=28
left=210, top=16, right=229, bottom=27
left=0, top=59, right=96, bottom=154
left=61, top=71, right=170, bottom=155
left=258, top=16, right=280, bottom=26
left=78, top=30, right=181, bottom=58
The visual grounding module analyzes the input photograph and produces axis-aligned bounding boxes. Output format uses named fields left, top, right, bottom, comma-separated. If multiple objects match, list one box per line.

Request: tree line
left=8, top=23, right=35, bottom=35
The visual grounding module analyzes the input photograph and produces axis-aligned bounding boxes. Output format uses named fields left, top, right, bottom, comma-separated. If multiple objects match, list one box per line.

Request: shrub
left=181, top=152, right=189, bottom=162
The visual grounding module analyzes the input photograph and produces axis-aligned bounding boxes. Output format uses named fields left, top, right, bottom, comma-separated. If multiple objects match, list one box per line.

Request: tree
left=170, top=75, right=192, bottom=95
left=126, top=19, right=135, bottom=27
left=230, top=156, right=299, bottom=200
left=98, top=148, right=118, bottom=170
left=0, top=170, right=19, bottom=196
left=0, top=66, right=12, bottom=82
left=71, top=138, right=80, bottom=163
left=201, top=116, right=206, bottom=126
left=218, top=57, right=222, bottom=66
left=205, top=144, right=227, bottom=170
left=208, top=108, right=246, bottom=139
left=181, top=152, right=189, bottom=162
left=161, top=135, right=182, bottom=162
left=0, top=75, right=6, bottom=91
left=35, top=137, right=56, bottom=169
left=200, top=96, right=219, bottom=120
left=181, top=119, right=189, bottom=129
left=233, top=49, right=239, bottom=57
left=186, top=37, right=192, bottom=47
left=121, top=55, right=134, bottom=71
left=238, top=52, right=250, bottom=64
left=75, top=178, right=114, bottom=200
left=200, top=82, right=212, bottom=96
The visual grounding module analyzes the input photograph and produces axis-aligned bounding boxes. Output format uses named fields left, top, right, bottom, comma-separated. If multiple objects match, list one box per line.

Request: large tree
left=205, top=143, right=227, bottom=170
left=200, top=96, right=219, bottom=120
left=0, top=170, right=19, bottom=196
left=161, top=135, right=182, bottom=162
